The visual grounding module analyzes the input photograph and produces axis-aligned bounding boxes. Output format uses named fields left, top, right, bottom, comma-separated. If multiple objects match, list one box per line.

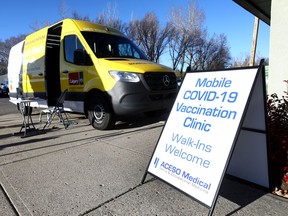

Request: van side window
left=64, top=35, right=92, bottom=65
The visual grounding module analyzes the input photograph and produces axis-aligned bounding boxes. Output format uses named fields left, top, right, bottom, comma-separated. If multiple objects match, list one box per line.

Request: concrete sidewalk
left=0, top=111, right=287, bottom=216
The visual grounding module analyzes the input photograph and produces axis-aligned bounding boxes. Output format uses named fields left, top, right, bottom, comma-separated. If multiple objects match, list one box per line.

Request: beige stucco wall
left=268, top=0, right=288, bottom=96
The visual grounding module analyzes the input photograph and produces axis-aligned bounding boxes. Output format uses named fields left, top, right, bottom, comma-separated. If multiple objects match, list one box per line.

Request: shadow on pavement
left=0, top=136, right=59, bottom=152
left=219, top=176, right=267, bottom=215
left=113, top=113, right=168, bottom=130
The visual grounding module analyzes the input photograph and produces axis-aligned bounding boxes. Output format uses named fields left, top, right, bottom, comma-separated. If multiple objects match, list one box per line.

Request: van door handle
left=62, top=70, right=68, bottom=74
left=38, top=73, right=43, bottom=76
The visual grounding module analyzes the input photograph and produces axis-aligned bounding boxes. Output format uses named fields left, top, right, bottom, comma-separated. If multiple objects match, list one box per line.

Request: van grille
left=143, top=72, right=178, bottom=90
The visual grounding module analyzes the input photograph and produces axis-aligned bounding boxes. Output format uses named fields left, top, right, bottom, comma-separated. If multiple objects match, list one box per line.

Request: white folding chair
left=40, top=89, right=70, bottom=129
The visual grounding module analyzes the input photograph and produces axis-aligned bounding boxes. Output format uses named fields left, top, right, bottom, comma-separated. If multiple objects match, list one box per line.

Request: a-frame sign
left=142, top=61, right=269, bottom=215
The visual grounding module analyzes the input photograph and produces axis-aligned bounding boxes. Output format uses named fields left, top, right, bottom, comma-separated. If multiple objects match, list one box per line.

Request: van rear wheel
left=87, top=95, right=115, bottom=130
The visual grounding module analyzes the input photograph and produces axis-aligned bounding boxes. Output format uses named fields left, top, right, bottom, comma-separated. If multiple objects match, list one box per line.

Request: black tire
left=87, top=94, right=115, bottom=130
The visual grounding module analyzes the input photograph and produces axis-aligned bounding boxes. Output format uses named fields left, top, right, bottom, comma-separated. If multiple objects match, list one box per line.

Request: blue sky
left=1, top=0, right=270, bottom=61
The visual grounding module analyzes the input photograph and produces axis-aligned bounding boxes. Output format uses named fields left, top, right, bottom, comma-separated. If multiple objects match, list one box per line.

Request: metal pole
left=250, top=17, right=259, bottom=66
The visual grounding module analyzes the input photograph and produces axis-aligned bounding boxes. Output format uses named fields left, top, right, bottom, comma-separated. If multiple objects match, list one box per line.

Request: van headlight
left=109, top=71, right=140, bottom=82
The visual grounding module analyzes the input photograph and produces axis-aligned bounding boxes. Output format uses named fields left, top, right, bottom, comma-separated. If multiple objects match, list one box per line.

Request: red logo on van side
left=69, top=72, right=83, bottom=85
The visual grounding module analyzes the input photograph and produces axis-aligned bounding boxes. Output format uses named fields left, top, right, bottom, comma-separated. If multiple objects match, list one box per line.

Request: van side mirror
left=74, top=49, right=93, bottom=66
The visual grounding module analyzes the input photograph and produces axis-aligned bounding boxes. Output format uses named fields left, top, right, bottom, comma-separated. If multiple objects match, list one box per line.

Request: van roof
left=64, top=18, right=125, bottom=36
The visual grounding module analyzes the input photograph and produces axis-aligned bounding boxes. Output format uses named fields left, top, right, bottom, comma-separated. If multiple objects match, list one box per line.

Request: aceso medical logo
left=154, top=157, right=160, bottom=168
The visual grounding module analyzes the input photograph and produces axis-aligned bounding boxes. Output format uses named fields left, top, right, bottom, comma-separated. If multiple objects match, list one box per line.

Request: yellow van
left=8, top=18, right=178, bottom=130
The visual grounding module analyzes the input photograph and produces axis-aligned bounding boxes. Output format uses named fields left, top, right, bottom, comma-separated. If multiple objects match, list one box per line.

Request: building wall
left=269, top=0, right=288, bottom=96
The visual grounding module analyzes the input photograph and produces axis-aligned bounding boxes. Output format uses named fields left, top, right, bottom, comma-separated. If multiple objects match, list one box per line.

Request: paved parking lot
left=0, top=98, right=287, bottom=215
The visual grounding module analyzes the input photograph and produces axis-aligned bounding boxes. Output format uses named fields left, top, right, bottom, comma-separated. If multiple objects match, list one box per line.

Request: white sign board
left=147, top=68, right=258, bottom=207
left=227, top=67, right=269, bottom=187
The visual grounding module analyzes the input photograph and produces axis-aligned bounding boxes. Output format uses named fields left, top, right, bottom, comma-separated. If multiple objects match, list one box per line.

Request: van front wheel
left=87, top=95, right=115, bottom=130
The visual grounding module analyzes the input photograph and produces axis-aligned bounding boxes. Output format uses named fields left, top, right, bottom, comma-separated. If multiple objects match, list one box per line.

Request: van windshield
left=82, top=32, right=148, bottom=60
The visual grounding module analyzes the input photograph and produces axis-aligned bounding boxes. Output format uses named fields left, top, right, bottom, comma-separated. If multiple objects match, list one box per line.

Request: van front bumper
left=108, top=81, right=178, bottom=116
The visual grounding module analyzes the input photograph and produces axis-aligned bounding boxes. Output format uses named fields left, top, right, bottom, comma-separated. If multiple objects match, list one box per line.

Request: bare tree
left=231, top=54, right=268, bottom=68
left=29, top=20, right=51, bottom=32
left=71, top=2, right=126, bottom=32
left=231, top=54, right=250, bottom=68
left=167, top=1, right=205, bottom=71
left=96, top=14, right=126, bottom=32
left=196, top=34, right=231, bottom=70
left=59, top=0, right=69, bottom=19
left=0, top=59, right=6, bottom=75
left=185, top=29, right=206, bottom=71
left=94, top=2, right=126, bottom=32
left=71, top=11, right=91, bottom=21
left=0, top=35, right=26, bottom=75
left=127, top=12, right=171, bottom=62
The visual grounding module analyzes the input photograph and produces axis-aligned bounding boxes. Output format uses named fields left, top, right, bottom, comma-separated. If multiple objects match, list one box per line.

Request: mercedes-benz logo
left=162, top=75, right=170, bottom=86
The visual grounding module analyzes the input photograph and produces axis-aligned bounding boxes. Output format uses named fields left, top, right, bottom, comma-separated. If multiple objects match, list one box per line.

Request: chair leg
left=43, top=112, right=56, bottom=130
left=42, top=108, right=73, bottom=130
left=59, top=112, right=70, bottom=129
left=39, top=112, right=43, bottom=122
left=64, top=112, right=70, bottom=129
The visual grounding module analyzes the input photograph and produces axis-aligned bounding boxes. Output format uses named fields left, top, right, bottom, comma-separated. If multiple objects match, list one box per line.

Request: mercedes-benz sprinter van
left=8, top=18, right=178, bottom=129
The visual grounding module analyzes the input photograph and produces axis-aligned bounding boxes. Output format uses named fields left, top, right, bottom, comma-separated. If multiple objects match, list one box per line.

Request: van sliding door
left=45, top=22, right=62, bottom=106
